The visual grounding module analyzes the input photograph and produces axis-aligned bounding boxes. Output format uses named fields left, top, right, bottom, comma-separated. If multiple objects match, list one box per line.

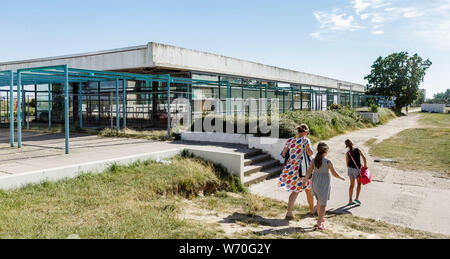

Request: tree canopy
left=365, top=52, right=432, bottom=112
left=427, top=89, right=450, bottom=104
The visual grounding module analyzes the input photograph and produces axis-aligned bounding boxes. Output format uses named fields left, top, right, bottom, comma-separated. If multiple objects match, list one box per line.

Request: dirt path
left=250, top=113, right=450, bottom=236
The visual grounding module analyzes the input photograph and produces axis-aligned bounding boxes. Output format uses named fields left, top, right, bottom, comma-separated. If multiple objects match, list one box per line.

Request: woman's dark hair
left=297, top=124, right=310, bottom=134
left=345, top=139, right=354, bottom=152
left=314, top=142, right=329, bottom=169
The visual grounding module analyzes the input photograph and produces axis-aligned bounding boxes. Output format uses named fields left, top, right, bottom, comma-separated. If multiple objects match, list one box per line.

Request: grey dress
left=311, top=158, right=331, bottom=206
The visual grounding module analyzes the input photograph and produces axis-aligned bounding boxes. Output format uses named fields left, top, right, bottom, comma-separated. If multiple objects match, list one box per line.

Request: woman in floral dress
left=279, top=124, right=315, bottom=220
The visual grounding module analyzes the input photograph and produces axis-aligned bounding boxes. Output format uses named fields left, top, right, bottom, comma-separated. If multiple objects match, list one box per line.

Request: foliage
left=365, top=52, right=432, bottom=113
left=369, top=104, right=379, bottom=113
left=414, top=89, right=426, bottom=106
left=329, top=103, right=344, bottom=110
left=426, top=89, right=450, bottom=104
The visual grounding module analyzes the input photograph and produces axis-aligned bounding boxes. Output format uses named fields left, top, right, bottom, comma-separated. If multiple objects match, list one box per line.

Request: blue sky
left=0, top=0, right=449, bottom=98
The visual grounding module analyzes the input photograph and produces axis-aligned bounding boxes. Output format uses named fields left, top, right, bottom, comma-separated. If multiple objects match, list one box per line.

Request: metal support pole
left=123, top=80, right=127, bottom=129
left=22, top=85, right=25, bottom=128
left=167, top=75, right=171, bottom=138
left=79, top=82, right=83, bottom=129
left=64, top=65, right=69, bottom=154
left=226, top=81, right=231, bottom=115
left=291, top=87, right=295, bottom=111
left=115, top=78, right=120, bottom=134
left=48, top=84, right=52, bottom=129
left=17, top=72, right=22, bottom=148
left=265, top=85, right=268, bottom=109
left=9, top=71, right=14, bottom=147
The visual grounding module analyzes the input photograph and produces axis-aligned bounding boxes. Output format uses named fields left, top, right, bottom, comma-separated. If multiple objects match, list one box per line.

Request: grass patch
left=418, top=112, right=450, bottom=128
left=370, top=112, right=450, bottom=175
left=0, top=157, right=238, bottom=239
left=279, top=108, right=396, bottom=142
left=0, top=155, right=445, bottom=239
left=370, top=128, right=450, bottom=175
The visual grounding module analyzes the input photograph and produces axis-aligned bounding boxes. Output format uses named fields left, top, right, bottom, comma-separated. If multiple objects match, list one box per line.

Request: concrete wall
left=0, top=42, right=365, bottom=92
left=421, top=104, right=446, bottom=113
left=360, top=112, right=380, bottom=124
left=0, top=45, right=151, bottom=71
left=0, top=147, right=245, bottom=190
left=0, top=149, right=180, bottom=191
left=181, top=132, right=288, bottom=164
left=151, top=42, right=365, bottom=92
left=181, top=132, right=251, bottom=145
left=185, top=148, right=244, bottom=182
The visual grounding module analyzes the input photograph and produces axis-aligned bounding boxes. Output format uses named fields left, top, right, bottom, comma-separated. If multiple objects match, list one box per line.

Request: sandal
left=317, top=224, right=326, bottom=231
left=354, top=200, right=362, bottom=205
left=347, top=202, right=356, bottom=206
left=285, top=215, right=294, bottom=220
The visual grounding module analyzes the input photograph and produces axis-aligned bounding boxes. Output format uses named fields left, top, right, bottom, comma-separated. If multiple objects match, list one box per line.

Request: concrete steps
left=242, top=149, right=282, bottom=186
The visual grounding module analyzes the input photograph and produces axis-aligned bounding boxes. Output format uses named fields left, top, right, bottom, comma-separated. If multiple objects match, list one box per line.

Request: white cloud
left=360, top=13, right=369, bottom=20
left=311, top=0, right=449, bottom=42
left=352, top=0, right=391, bottom=14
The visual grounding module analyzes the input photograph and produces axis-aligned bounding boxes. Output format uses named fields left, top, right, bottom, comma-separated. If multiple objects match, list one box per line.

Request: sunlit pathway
left=250, top=113, right=450, bottom=236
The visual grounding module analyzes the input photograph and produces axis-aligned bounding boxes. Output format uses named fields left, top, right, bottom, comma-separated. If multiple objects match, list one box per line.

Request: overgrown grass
left=278, top=108, right=396, bottom=142
left=0, top=155, right=445, bottom=239
left=370, top=112, right=450, bottom=175
left=0, top=156, right=240, bottom=239
left=418, top=112, right=450, bottom=128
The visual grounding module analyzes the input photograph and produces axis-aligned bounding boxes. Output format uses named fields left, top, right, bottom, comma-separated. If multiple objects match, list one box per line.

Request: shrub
left=330, top=103, right=344, bottom=110
left=369, top=104, right=379, bottom=113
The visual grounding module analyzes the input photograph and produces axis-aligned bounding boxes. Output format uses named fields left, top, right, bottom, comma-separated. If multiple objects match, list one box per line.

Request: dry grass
left=0, top=155, right=446, bottom=239
left=370, top=113, right=450, bottom=176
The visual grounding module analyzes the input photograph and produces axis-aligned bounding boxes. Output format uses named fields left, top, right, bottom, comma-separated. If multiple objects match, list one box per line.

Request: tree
left=365, top=52, right=432, bottom=113
left=414, top=89, right=425, bottom=106
left=427, top=89, right=450, bottom=104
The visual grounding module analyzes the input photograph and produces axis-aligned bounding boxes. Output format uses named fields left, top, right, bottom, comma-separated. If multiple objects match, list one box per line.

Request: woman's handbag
left=348, top=152, right=372, bottom=185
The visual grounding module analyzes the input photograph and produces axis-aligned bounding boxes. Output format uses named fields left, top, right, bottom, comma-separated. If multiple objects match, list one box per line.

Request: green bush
left=188, top=107, right=396, bottom=142
left=369, top=104, right=379, bottom=113
left=329, top=103, right=344, bottom=110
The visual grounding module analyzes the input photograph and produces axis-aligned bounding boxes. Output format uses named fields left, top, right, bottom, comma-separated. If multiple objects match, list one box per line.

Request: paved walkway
left=250, top=113, right=450, bottom=236
left=0, top=129, right=251, bottom=176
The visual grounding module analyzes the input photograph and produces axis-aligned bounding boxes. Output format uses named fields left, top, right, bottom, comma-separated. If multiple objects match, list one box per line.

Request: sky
left=0, top=0, right=449, bottom=98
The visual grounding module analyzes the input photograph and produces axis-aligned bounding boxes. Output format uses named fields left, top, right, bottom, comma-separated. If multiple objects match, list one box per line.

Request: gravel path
left=250, top=113, right=450, bottom=236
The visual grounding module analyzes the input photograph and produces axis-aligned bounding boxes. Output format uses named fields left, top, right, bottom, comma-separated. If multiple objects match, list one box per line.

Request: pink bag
left=348, top=151, right=372, bottom=185
left=358, top=166, right=372, bottom=185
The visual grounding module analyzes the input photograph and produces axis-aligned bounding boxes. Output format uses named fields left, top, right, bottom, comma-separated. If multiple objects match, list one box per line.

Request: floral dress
left=278, top=135, right=312, bottom=192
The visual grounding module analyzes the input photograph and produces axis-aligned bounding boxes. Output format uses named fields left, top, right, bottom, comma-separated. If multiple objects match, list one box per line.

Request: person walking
left=345, top=139, right=368, bottom=206
left=279, top=124, right=315, bottom=220
left=301, top=142, right=345, bottom=230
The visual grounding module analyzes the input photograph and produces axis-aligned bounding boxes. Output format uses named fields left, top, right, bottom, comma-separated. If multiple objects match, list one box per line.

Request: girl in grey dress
left=301, top=142, right=345, bottom=230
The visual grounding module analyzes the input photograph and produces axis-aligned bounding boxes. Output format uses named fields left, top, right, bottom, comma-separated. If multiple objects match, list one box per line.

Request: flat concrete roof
left=0, top=42, right=365, bottom=92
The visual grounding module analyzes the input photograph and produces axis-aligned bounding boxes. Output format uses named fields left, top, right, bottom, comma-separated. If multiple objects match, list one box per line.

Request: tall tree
left=365, top=52, right=432, bottom=113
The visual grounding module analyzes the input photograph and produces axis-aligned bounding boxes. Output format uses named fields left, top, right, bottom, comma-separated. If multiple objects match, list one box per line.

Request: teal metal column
left=79, top=82, right=83, bottom=129
left=265, top=85, right=268, bottom=109
left=115, top=78, right=119, bottom=134
left=22, top=85, right=25, bottom=128
left=64, top=65, right=69, bottom=154
left=9, top=71, right=14, bottom=147
left=17, top=72, right=22, bottom=148
left=48, top=84, right=52, bottom=129
left=123, top=80, right=127, bottom=129
left=226, top=81, right=231, bottom=115
left=167, top=75, right=171, bottom=138
left=290, top=87, right=294, bottom=111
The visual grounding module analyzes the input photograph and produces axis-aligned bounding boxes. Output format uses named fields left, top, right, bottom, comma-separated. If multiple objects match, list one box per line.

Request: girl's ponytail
left=345, top=139, right=354, bottom=152
left=314, top=142, right=329, bottom=169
